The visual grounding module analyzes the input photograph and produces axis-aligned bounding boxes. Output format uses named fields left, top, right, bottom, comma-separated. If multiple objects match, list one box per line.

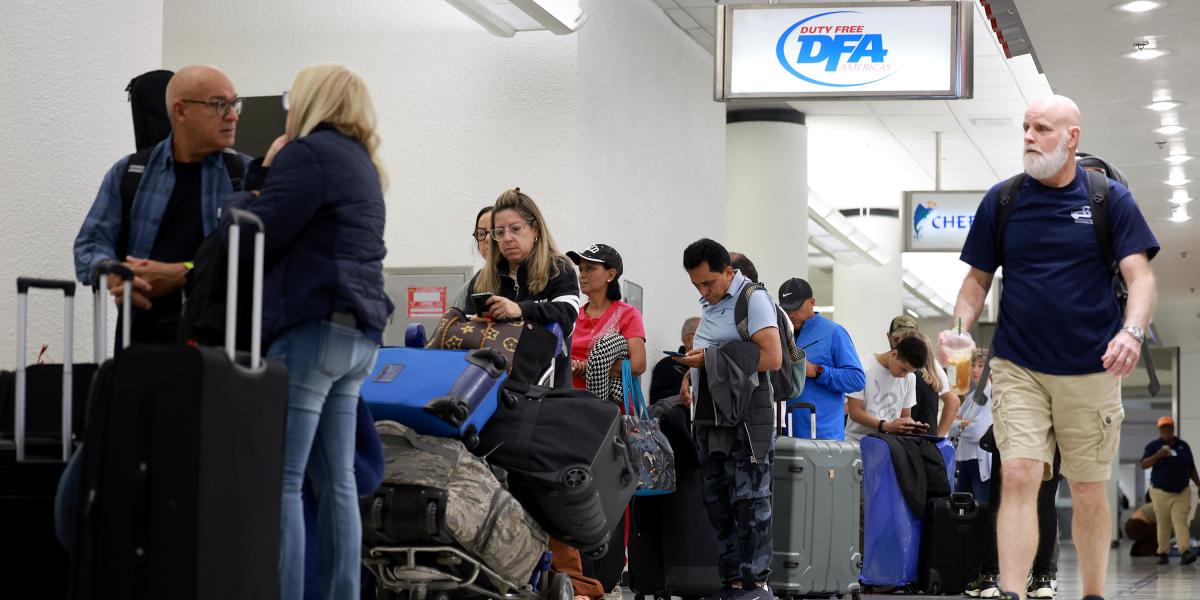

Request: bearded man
left=938, top=95, right=1160, bottom=600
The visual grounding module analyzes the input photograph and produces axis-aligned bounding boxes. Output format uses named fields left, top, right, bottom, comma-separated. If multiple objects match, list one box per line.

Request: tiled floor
left=617, top=546, right=1200, bottom=600
left=853, top=546, right=1199, bottom=599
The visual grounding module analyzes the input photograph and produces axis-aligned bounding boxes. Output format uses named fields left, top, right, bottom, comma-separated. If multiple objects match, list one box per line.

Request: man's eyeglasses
left=490, top=220, right=536, bottom=242
left=472, top=228, right=489, bottom=241
left=181, top=97, right=243, bottom=118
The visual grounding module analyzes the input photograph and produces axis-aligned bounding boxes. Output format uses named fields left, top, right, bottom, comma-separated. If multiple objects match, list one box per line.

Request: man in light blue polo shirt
left=674, top=239, right=781, bottom=600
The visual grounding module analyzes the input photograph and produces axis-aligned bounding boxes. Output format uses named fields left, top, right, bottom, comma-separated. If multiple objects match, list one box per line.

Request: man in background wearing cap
left=1141, top=415, right=1200, bottom=565
left=779, top=277, right=864, bottom=440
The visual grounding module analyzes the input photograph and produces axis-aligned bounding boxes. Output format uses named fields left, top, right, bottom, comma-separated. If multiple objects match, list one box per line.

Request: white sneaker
left=1027, top=574, right=1056, bottom=598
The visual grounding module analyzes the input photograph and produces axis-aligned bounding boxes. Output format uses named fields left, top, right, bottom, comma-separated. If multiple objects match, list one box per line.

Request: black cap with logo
left=568, top=244, right=624, bottom=300
left=777, top=277, right=814, bottom=311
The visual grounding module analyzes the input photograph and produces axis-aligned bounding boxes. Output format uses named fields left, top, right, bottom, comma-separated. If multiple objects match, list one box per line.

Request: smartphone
left=470, top=292, right=493, bottom=315
left=663, top=350, right=685, bottom=357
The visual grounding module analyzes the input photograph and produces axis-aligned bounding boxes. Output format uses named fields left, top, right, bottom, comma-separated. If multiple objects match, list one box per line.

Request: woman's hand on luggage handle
left=263, top=135, right=289, bottom=167
left=485, top=296, right=522, bottom=320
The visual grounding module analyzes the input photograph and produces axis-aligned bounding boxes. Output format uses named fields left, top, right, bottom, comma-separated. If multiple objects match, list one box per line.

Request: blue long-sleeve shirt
left=787, top=313, right=864, bottom=440
left=73, top=134, right=249, bottom=285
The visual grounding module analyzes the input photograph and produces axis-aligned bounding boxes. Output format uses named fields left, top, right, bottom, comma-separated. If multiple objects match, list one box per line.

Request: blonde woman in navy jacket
left=247, top=63, right=391, bottom=600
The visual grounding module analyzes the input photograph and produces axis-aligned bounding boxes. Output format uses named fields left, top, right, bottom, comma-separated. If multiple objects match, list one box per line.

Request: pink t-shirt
left=571, top=300, right=646, bottom=390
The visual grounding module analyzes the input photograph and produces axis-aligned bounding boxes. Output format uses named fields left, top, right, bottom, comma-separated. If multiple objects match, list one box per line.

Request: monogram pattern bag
left=426, top=308, right=557, bottom=384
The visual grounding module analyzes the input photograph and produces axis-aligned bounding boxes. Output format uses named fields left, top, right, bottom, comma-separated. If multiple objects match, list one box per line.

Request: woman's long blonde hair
left=474, top=188, right=565, bottom=296
left=285, top=63, right=387, bottom=191
left=890, top=328, right=943, bottom=393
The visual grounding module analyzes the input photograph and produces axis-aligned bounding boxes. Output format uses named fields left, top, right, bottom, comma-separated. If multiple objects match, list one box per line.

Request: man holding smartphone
left=1141, top=416, right=1200, bottom=565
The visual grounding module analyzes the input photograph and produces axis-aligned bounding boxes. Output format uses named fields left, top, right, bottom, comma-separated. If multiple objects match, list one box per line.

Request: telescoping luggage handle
left=784, top=400, right=818, bottom=439
left=226, top=208, right=265, bottom=369
left=13, top=263, right=133, bottom=463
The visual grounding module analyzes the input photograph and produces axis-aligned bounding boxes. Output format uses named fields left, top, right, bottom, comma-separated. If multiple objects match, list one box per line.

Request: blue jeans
left=270, top=319, right=379, bottom=600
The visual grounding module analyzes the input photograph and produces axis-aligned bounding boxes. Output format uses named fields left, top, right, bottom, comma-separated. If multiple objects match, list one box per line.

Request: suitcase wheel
left=546, top=572, right=573, bottom=600
left=500, top=390, right=519, bottom=410
left=462, top=428, right=480, bottom=451
left=583, top=542, right=608, bottom=560
left=562, top=467, right=591, bottom=489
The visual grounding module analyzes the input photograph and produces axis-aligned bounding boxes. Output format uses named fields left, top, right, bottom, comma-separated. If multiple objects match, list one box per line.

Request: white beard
left=1023, top=137, right=1070, bottom=180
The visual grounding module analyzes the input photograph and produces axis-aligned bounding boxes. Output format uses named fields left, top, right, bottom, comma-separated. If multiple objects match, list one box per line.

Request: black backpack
left=115, top=70, right=245, bottom=259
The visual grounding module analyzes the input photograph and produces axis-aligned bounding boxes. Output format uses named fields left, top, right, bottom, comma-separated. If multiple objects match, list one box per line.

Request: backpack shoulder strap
left=1085, top=169, right=1117, bottom=277
left=222, top=149, right=245, bottom=191
left=734, top=281, right=765, bottom=342
left=993, top=173, right=1026, bottom=268
left=116, top=147, right=155, bottom=259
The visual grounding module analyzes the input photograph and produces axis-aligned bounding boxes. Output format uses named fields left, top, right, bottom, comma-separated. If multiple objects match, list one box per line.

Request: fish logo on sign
left=775, top=10, right=896, bottom=88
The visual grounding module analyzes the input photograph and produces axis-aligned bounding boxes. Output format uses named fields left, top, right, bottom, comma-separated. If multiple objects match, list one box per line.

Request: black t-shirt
left=911, top=376, right=940, bottom=429
left=1144, top=438, right=1196, bottom=494
left=130, top=160, right=205, bottom=343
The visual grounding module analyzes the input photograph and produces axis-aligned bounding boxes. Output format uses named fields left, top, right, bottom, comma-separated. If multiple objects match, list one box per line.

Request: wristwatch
left=1123, top=325, right=1145, bottom=344
left=877, top=419, right=886, bottom=433
left=814, top=365, right=825, bottom=377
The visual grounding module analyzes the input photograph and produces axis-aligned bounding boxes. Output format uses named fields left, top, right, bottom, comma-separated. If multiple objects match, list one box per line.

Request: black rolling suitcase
left=918, top=492, right=987, bottom=595
left=0, top=274, right=116, bottom=597
left=70, top=210, right=288, bottom=600
left=627, top=396, right=720, bottom=600
left=476, top=379, right=637, bottom=557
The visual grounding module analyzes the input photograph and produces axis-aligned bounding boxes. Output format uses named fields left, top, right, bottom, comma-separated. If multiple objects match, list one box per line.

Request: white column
left=833, top=213, right=903, bottom=366
left=725, top=109, right=808, bottom=290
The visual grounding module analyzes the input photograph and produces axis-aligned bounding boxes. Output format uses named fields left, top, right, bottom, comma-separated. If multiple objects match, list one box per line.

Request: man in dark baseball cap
left=567, top=243, right=623, bottom=301
left=778, top=277, right=813, bottom=311
left=777, top=277, right=864, bottom=441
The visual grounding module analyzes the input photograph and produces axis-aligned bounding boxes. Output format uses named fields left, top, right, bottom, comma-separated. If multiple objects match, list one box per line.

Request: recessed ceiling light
left=1171, top=189, right=1192, bottom=204
left=1114, top=1, right=1166, bottom=13
left=1156, top=125, right=1187, bottom=135
left=1167, top=154, right=1194, bottom=164
left=1148, top=100, right=1184, bottom=111
left=1124, top=48, right=1170, bottom=60
left=1169, top=205, right=1191, bottom=223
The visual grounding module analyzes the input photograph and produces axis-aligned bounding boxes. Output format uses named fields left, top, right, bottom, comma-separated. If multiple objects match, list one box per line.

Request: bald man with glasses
left=74, top=64, right=251, bottom=345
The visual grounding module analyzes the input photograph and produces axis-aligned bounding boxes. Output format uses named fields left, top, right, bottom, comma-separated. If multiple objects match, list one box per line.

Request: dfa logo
left=775, top=10, right=896, bottom=88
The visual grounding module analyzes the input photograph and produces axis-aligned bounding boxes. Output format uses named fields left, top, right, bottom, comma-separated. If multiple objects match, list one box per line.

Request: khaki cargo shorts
left=990, top=357, right=1123, bottom=483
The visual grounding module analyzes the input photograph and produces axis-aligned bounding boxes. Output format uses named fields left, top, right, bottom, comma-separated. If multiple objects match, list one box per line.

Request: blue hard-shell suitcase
left=859, top=434, right=955, bottom=588
left=360, top=347, right=508, bottom=450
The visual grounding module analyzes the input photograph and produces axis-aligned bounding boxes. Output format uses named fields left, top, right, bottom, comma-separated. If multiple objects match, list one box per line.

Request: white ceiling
left=657, top=0, right=1200, bottom=350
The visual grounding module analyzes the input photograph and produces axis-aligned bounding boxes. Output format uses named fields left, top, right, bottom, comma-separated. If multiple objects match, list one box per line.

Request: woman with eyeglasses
left=243, top=63, right=391, bottom=600
left=461, top=189, right=580, bottom=382
left=464, top=189, right=595, bottom=599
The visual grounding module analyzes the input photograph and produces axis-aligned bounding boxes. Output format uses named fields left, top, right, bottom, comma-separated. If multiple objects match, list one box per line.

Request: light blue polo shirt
left=693, top=270, right=777, bottom=350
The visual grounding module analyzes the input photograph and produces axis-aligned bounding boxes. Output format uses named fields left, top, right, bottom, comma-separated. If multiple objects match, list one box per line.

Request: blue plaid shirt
left=73, top=134, right=249, bottom=285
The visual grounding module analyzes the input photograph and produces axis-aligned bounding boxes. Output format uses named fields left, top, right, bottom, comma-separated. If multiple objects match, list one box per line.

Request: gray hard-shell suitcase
left=770, top=401, right=863, bottom=600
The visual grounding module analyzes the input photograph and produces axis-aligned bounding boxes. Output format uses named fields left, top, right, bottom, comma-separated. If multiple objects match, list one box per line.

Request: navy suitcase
left=359, top=346, right=508, bottom=450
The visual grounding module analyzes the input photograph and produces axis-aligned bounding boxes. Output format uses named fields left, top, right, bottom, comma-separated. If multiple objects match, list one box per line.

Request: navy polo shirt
left=1144, top=438, right=1196, bottom=494
left=960, top=166, right=1159, bottom=375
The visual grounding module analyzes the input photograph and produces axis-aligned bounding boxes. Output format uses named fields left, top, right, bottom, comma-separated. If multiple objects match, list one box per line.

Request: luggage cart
left=364, top=321, right=570, bottom=600
left=364, top=546, right=572, bottom=600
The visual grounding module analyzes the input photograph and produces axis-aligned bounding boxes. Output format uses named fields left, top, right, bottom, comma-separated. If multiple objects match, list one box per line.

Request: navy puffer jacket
left=243, top=123, right=394, bottom=344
